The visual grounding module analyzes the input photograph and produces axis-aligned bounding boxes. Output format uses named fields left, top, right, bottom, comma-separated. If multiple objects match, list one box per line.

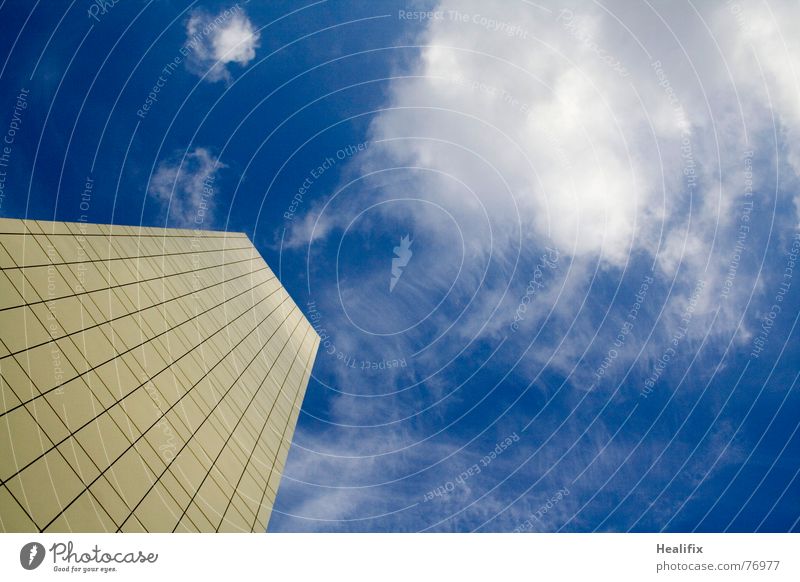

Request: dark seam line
left=0, top=276, right=282, bottom=532
left=0, top=275, right=282, bottom=421
left=0, top=481, right=38, bottom=529
left=0, top=254, right=233, bottom=528
left=2, top=239, right=254, bottom=280
left=115, top=303, right=299, bottom=532
left=0, top=473, right=41, bottom=530
left=0, top=266, right=272, bottom=361
left=38, top=295, right=295, bottom=533
left=240, top=329, right=317, bottom=531
left=0, top=277, right=283, bottom=467
left=52, top=452, right=119, bottom=532
left=210, top=322, right=310, bottom=532
left=0, top=237, right=264, bottom=530
left=252, top=332, right=319, bottom=531
left=0, top=244, right=253, bottom=270
left=115, top=300, right=289, bottom=528
left=207, top=323, right=310, bottom=531
left=0, top=267, right=273, bottom=361
left=0, top=314, right=289, bottom=534
left=0, top=399, right=126, bottom=533
left=187, top=310, right=307, bottom=525
left=12, top=270, right=279, bottom=531
left=170, top=312, right=305, bottom=532
left=1, top=230, right=246, bottom=239
left=171, top=313, right=305, bottom=532
left=2, top=246, right=261, bottom=414
left=1, top=241, right=223, bottom=415
left=240, top=329, right=316, bottom=532
left=0, top=254, right=263, bottom=312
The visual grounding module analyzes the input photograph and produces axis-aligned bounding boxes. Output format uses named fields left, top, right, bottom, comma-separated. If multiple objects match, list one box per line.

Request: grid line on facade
left=5, top=277, right=289, bottom=531
left=0, top=269, right=283, bottom=439
left=251, top=326, right=317, bottom=531
left=0, top=219, right=319, bottom=532
left=117, top=301, right=302, bottom=532
left=192, top=315, right=310, bottom=531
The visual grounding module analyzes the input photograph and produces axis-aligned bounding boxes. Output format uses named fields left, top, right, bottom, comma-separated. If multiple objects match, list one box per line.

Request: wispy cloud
left=286, top=0, right=800, bottom=345
left=275, top=0, right=800, bottom=531
left=148, top=147, right=226, bottom=228
left=185, top=6, right=260, bottom=83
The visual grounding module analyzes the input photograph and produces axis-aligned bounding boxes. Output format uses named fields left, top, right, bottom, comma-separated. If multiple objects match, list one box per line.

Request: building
left=0, top=218, right=319, bottom=532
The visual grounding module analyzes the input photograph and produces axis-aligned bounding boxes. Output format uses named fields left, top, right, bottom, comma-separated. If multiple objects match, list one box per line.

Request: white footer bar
left=0, top=533, right=796, bottom=581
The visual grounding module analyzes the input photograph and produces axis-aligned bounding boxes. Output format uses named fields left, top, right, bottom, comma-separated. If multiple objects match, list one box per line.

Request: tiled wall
left=0, top=219, right=318, bottom=532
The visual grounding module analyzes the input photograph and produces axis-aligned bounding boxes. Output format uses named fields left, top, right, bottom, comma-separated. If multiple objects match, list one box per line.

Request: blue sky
left=1, top=0, right=798, bottom=532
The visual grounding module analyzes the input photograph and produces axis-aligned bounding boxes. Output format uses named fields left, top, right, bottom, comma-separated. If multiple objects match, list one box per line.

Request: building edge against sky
left=0, top=218, right=319, bottom=532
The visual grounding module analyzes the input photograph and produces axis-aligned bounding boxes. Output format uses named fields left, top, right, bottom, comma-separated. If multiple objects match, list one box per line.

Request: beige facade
left=0, top=218, right=318, bottom=532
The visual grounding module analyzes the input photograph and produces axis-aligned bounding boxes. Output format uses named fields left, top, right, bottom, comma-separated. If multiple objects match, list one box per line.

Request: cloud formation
left=148, top=147, right=226, bottom=228
left=287, top=0, right=800, bottom=351
left=185, top=6, right=260, bottom=83
left=275, top=0, right=800, bottom=531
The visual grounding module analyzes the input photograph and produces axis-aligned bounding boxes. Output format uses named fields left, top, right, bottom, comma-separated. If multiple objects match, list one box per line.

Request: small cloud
left=148, top=147, right=226, bottom=228
left=185, top=7, right=260, bottom=83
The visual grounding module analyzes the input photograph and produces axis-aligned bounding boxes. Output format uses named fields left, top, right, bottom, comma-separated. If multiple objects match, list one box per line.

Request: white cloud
left=278, top=0, right=800, bottom=404
left=148, top=147, right=226, bottom=228
left=185, top=7, right=260, bottom=83
left=276, top=1, right=800, bottom=529
left=287, top=0, right=800, bottom=336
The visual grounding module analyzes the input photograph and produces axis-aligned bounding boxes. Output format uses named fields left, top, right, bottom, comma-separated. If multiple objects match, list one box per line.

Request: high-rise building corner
left=0, top=218, right=319, bottom=532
